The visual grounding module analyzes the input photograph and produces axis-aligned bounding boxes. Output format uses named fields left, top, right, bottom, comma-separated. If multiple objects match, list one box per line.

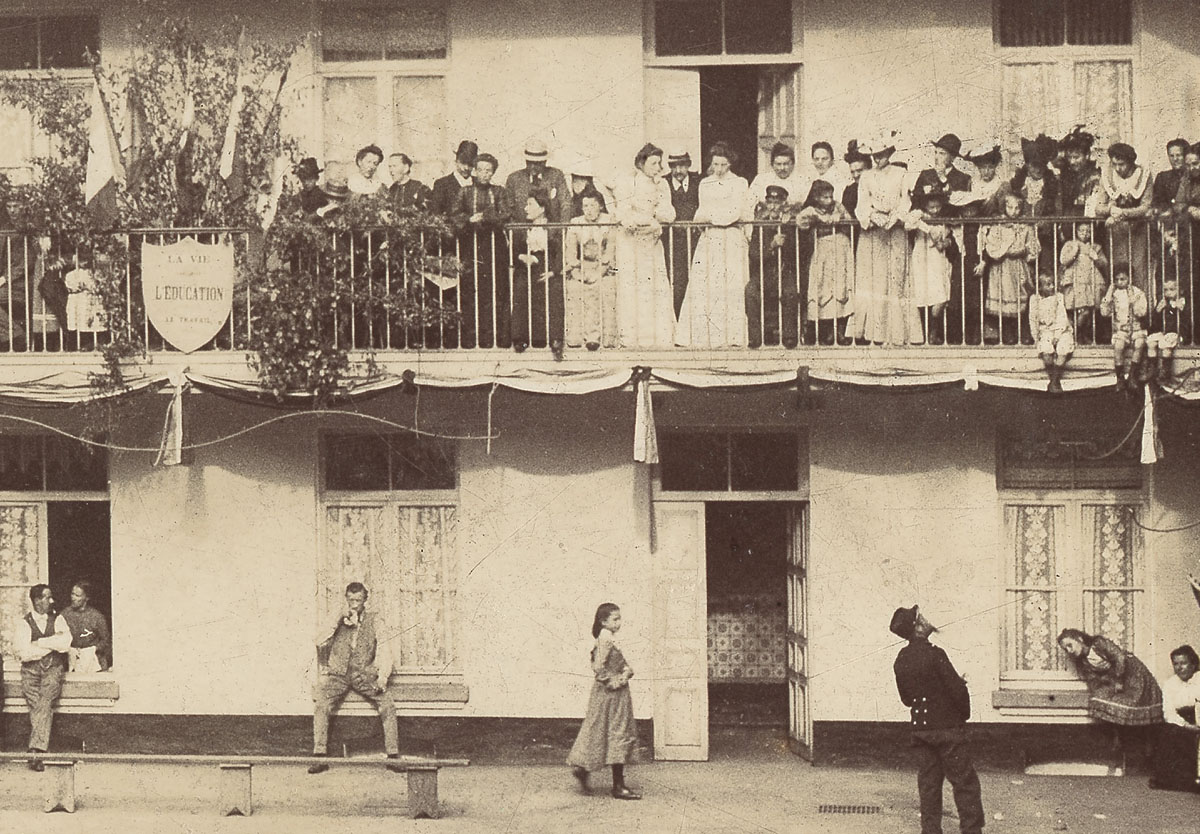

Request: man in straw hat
left=506, top=138, right=571, bottom=222
left=891, top=604, right=985, bottom=834
left=665, top=147, right=702, bottom=317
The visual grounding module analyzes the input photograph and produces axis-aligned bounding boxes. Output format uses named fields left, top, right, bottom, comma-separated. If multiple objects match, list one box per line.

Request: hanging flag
left=633, top=368, right=659, bottom=464
left=154, top=370, right=188, bottom=466
left=1140, top=385, right=1162, bottom=464
left=218, top=28, right=252, bottom=197
left=84, top=84, right=124, bottom=229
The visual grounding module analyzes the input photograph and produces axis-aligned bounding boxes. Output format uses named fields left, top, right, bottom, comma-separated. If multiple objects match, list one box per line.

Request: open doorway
left=706, top=502, right=788, bottom=728
left=47, top=501, right=113, bottom=663
left=699, top=66, right=760, bottom=180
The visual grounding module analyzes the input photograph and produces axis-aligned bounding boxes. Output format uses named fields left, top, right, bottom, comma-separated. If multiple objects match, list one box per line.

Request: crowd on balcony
left=288, top=125, right=1200, bottom=360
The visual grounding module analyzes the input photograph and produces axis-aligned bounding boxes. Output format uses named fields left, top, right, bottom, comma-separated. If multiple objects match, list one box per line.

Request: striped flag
left=84, top=84, right=124, bottom=229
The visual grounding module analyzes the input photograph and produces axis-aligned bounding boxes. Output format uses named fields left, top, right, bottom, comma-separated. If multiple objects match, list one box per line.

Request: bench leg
left=219, top=764, right=253, bottom=816
left=407, top=768, right=439, bottom=819
left=45, top=761, right=75, bottom=813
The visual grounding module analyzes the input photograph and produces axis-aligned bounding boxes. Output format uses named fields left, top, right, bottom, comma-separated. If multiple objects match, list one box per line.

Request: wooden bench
left=0, top=752, right=469, bottom=818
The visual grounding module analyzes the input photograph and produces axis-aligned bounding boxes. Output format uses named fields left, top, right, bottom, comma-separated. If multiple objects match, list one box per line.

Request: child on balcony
left=905, top=186, right=957, bottom=345
left=1146, top=278, right=1189, bottom=384
left=977, top=193, right=1040, bottom=344
left=748, top=184, right=802, bottom=347
left=1029, top=271, right=1074, bottom=393
left=564, top=193, right=615, bottom=351
left=1100, top=263, right=1148, bottom=392
left=1059, top=222, right=1108, bottom=345
left=797, top=180, right=853, bottom=345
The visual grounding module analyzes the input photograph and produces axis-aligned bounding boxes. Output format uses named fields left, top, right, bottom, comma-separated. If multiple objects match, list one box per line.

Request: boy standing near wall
left=891, top=605, right=985, bottom=834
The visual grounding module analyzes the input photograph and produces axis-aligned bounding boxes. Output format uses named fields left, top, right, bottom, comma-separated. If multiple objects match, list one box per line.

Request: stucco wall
left=809, top=390, right=1200, bottom=725
left=98, top=389, right=651, bottom=718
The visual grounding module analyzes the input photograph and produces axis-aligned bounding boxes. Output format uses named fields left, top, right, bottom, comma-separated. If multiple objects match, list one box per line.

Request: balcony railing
left=0, top=217, right=1195, bottom=355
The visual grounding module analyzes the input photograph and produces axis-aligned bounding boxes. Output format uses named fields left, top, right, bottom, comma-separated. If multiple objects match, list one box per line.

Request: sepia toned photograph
left=0, top=1, right=1198, bottom=831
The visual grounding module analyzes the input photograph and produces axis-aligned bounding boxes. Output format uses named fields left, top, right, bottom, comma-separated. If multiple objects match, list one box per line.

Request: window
left=320, top=434, right=463, bottom=696
left=995, top=0, right=1132, bottom=48
left=995, top=1, right=1134, bottom=155
left=0, top=436, right=114, bottom=699
left=659, top=432, right=801, bottom=492
left=0, top=16, right=99, bottom=70
left=320, top=3, right=447, bottom=62
left=1001, top=498, right=1144, bottom=686
left=320, top=2, right=448, bottom=181
left=653, top=0, right=793, bottom=57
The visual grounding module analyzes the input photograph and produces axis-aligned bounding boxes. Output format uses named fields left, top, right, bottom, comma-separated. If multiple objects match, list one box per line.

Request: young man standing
left=891, top=604, right=984, bottom=834
left=15, top=584, right=73, bottom=771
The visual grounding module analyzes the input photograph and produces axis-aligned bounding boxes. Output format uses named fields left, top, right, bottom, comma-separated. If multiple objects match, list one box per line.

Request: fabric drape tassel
left=1139, top=384, right=1162, bottom=465
left=632, top=367, right=658, bottom=464
left=155, top=370, right=188, bottom=466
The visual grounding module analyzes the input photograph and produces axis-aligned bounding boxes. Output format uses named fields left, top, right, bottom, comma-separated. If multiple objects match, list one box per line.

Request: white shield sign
left=142, top=237, right=235, bottom=353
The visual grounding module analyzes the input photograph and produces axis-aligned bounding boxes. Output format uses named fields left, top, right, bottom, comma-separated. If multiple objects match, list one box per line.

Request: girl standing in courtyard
left=567, top=603, right=641, bottom=799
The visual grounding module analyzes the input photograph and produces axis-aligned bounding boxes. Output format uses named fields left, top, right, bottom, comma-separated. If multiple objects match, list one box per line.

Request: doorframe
left=652, top=490, right=811, bottom=760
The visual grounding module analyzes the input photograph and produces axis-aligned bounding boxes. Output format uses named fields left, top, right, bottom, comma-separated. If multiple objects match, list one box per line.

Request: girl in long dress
left=977, top=193, right=1040, bottom=344
left=851, top=133, right=923, bottom=345
left=613, top=144, right=676, bottom=348
left=1058, top=628, right=1163, bottom=771
left=798, top=180, right=854, bottom=344
left=675, top=143, right=750, bottom=348
left=567, top=603, right=641, bottom=800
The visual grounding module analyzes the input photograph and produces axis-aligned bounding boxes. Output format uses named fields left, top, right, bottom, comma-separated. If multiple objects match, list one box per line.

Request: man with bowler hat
left=912, top=134, right=972, bottom=217
left=293, top=157, right=327, bottom=216
left=432, top=140, right=479, bottom=217
left=665, top=148, right=701, bottom=317
left=891, top=604, right=984, bottom=834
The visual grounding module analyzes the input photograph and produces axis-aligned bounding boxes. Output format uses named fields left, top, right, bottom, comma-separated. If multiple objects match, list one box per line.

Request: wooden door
left=757, top=65, right=802, bottom=173
left=651, top=501, right=708, bottom=761
left=786, top=503, right=812, bottom=759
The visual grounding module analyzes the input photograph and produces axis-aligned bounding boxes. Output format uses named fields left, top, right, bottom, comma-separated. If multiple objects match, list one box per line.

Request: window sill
left=991, top=689, right=1089, bottom=710
left=3, top=671, right=120, bottom=711
left=331, top=676, right=469, bottom=713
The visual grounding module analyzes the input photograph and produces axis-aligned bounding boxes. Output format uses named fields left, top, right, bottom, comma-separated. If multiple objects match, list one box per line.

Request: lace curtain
left=1074, top=60, right=1133, bottom=151
left=321, top=503, right=459, bottom=674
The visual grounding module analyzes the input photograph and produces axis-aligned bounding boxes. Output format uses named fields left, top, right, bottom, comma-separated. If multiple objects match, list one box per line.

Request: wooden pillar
left=406, top=768, right=439, bottom=819
left=44, top=761, right=76, bottom=813
left=218, top=763, right=253, bottom=816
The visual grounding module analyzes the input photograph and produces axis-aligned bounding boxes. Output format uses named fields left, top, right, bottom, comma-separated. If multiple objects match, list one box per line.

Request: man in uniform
left=14, top=584, right=73, bottom=771
left=891, top=604, right=984, bottom=834
left=309, top=582, right=401, bottom=773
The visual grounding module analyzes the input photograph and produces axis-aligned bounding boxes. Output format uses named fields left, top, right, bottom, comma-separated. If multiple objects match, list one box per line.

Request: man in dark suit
left=891, top=605, right=985, bottom=834
left=665, top=148, right=701, bottom=317
left=431, top=140, right=479, bottom=217
left=505, top=139, right=572, bottom=223
left=912, top=134, right=972, bottom=216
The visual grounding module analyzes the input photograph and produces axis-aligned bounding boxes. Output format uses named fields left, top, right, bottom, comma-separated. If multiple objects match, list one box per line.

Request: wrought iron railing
left=0, top=216, right=1194, bottom=355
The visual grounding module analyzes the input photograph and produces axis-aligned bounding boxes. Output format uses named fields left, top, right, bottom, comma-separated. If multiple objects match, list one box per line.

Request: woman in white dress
left=851, top=132, right=923, bottom=345
left=613, top=143, right=676, bottom=347
left=675, top=143, right=750, bottom=348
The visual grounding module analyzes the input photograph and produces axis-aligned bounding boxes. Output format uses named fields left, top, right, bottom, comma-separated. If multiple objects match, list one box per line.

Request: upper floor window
left=323, top=433, right=455, bottom=492
left=654, top=0, right=793, bottom=57
left=0, top=435, right=107, bottom=492
left=659, top=432, right=800, bottom=492
left=320, top=2, right=448, bottom=63
left=994, top=0, right=1132, bottom=48
left=0, top=16, right=99, bottom=70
